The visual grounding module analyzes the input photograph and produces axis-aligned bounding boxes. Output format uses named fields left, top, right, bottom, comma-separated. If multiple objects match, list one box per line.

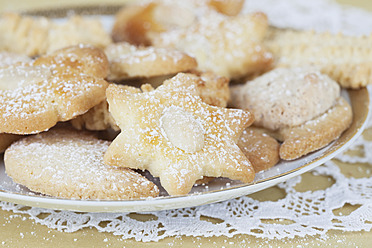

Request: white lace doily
left=2, top=0, right=372, bottom=242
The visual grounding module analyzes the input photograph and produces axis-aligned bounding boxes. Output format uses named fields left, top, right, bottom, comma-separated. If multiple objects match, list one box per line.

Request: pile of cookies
left=0, top=0, right=365, bottom=199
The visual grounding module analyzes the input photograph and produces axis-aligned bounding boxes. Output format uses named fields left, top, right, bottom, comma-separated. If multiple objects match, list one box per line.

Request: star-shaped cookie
left=104, top=73, right=255, bottom=195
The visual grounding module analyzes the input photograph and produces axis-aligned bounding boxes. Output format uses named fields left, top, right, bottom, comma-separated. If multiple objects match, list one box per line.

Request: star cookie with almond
left=104, top=73, right=255, bottom=195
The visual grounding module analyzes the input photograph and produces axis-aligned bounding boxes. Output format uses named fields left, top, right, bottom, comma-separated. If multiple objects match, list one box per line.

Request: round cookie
left=230, top=67, right=340, bottom=130
left=0, top=45, right=109, bottom=134
left=4, top=128, right=159, bottom=200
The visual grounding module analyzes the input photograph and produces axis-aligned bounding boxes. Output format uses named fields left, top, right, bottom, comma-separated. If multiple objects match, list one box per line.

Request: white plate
left=0, top=7, right=371, bottom=212
left=0, top=87, right=370, bottom=212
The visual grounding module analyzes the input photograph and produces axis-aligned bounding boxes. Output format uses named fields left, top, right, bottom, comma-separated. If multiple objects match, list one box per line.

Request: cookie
left=124, top=71, right=230, bottom=107
left=112, top=2, right=159, bottom=45
left=0, top=51, right=31, bottom=67
left=112, top=1, right=272, bottom=79
left=0, top=45, right=109, bottom=134
left=0, top=133, right=21, bottom=153
left=229, top=67, right=340, bottom=130
left=238, top=127, right=280, bottom=172
left=150, top=11, right=273, bottom=79
left=207, top=0, right=245, bottom=16
left=4, top=128, right=159, bottom=200
left=71, top=100, right=119, bottom=131
left=104, top=42, right=197, bottom=81
left=265, top=28, right=372, bottom=88
left=71, top=72, right=230, bottom=131
left=278, top=97, right=352, bottom=160
left=104, top=73, right=255, bottom=195
left=188, top=71, right=230, bottom=108
left=0, top=13, right=111, bottom=56
left=112, top=0, right=244, bottom=45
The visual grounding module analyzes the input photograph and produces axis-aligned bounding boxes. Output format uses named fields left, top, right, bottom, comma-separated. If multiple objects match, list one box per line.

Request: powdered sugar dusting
left=106, top=73, right=254, bottom=195
left=149, top=2, right=271, bottom=78
left=233, top=67, right=340, bottom=130
left=0, top=52, right=31, bottom=67
left=1, top=0, right=372, bottom=244
left=0, top=46, right=108, bottom=134
left=105, top=43, right=186, bottom=65
left=5, top=129, right=159, bottom=200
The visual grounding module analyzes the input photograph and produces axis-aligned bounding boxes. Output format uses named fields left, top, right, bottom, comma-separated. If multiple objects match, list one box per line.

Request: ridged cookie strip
left=279, top=97, right=352, bottom=160
left=4, top=129, right=159, bottom=200
left=104, top=73, right=254, bottom=195
left=105, top=42, right=197, bottom=81
left=265, top=28, right=372, bottom=88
